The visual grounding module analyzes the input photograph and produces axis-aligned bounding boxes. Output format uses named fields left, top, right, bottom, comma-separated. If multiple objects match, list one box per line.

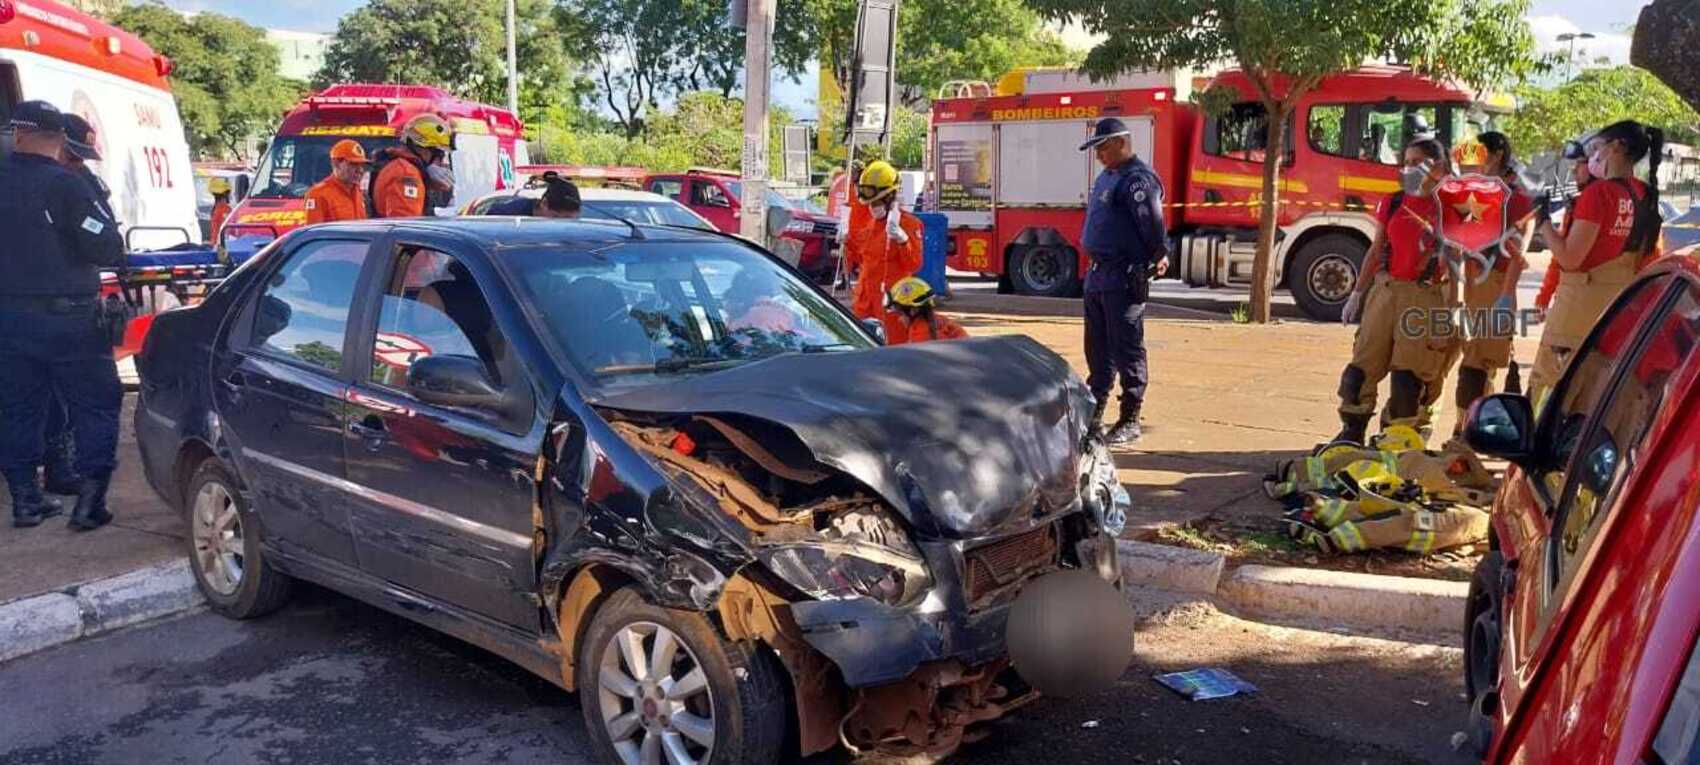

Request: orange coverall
left=372, top=149, right=428, bottom=218
left=209, top=200, right=230, bottom=244
left=846, top=210, right=923, bottom=340
left=889, top=312, right=967, bottom=345
left=304, top=176, right=368, bottom=225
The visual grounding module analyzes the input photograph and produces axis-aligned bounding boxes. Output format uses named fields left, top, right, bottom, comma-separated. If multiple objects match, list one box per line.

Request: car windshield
left=723, top=180, right=793, bottom=210
left=251, top=135, right=393, bottom=199
left=509, top=238, right=874, bottom=390
left=582, top=200, right=714, bottom=230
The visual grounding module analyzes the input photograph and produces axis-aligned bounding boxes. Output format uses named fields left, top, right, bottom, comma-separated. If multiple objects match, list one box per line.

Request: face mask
left=1587, top=149, right=1608, bottom=180
left=1400, top=162, right=1431, bottom=195
left=425, top=163, right=455, bottom=192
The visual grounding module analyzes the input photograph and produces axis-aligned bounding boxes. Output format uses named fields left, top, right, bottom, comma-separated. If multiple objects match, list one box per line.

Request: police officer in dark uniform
left=1080, top=118, right=1169, bottom=444
left=482, top=172, right=581, bottom=218
left=61, top=114, right=115, bottom=219
left=0, top=101, right=125, bottom=530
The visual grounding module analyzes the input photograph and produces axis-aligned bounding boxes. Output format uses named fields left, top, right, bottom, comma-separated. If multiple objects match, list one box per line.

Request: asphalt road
left=0, top=587, right=1472, bottom=765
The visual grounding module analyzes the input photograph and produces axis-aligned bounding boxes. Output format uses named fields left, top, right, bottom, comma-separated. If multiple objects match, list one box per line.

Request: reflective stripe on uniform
left=1306, top=458, right=1327, bottom=489
left=1316, top=497, right=1350, bottom=528
left=1329, top=523, right=1367, bottom=552
left=1406, top=528, right=1437, bottom=554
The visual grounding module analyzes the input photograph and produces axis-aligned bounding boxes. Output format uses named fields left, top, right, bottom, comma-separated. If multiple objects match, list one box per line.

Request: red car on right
left=1461, top=257, right=1700, bottom=763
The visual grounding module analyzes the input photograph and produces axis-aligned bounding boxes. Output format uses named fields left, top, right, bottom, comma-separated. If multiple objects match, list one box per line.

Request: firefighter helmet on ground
left=857, top=160, right=900, bottom=203
left=401, top=114, right=454, bottom=151
left=888, top=276, right=936, bottom=310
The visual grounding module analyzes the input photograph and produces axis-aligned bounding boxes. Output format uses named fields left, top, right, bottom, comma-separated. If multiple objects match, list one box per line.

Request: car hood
left=589, top=336, right=1093, bottom=539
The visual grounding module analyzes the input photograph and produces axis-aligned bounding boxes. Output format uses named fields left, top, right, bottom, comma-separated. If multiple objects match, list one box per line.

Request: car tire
left=184, top=459, right=292, bottom=620
left=1008, top=244, right=1080, bottom=298
left=579, top=587, right=789, bottom=765
left=1289, top=234, right=1366, bottom=321
left=1464, top=551, right=1505, bottom=703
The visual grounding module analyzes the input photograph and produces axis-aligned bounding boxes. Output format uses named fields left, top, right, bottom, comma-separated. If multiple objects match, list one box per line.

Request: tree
left=530, top=92, right=792, bottom=173
left=808, top=0, right=1078, bottom=108
left=1022, top=0, right=1543, bottom=322
left=1632, top=0, right=1700, bottom=113
left=1504, top=66, right=1700, bottom=162
left=316, top=0, right=579, bottom=126
left=555, top=0, right=814, bottom=137
left=112, top=3, right=301, bottom=160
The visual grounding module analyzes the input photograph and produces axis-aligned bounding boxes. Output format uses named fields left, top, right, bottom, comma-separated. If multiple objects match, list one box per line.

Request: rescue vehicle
left=1, top=0, right=199, bottom=249
left=225, top=84, right=528, bottom=247
left=930, top=66, right=1510, bottom=319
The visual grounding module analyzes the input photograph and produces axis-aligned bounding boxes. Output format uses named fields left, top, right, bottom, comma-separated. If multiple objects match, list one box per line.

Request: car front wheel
left=185, top=459, right=292, bottom=619
left=579, top=588, right=788, bottom=765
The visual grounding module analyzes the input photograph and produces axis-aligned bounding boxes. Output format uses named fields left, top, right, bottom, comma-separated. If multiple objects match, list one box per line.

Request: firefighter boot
left=42, top=433, right=82, bottom=496
left=1332, top=412, right=1372, bottom=446
left=8, top=472, right=63, bottom=528
left=1503, top=360, right=1523, bottom=395
left=1090, top=395, right=1109, bottom=430
left=1454, top=366, right=1491, bottom=434
left=1386, top=370, right=1424, bottom=423
left=68, top=474, right=114, bottom=532
left=1106, top=403, right=1142, bottom=445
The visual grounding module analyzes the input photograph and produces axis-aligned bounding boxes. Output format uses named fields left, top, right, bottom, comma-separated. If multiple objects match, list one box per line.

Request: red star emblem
left=1454, top=193, right=1489, bottom=223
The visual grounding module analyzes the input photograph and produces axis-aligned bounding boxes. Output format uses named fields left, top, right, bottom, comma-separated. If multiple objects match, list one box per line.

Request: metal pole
left=739, top=0, right=773, bottom=245
left=505, top=0, right=519, bottom=114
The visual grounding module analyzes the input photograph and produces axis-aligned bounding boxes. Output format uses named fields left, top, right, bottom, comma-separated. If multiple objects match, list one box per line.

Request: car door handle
left=222, top=370, right=246, bottom=389
left=349, top=416, right=388, bottom=450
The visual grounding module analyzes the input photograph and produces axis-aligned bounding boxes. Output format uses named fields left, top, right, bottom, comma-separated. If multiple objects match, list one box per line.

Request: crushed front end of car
left=581, top=337, right=1135, bottom=757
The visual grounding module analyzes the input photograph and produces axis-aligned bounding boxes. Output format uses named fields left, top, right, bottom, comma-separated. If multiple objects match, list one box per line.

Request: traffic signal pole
left=739, top=0, right=774, bottom=246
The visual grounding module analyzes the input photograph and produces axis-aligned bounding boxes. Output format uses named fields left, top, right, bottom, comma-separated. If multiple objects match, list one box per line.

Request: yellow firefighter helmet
left=401, top=114, right=454, bottom=151
left=207, top=177, right=231, bottom=195
left=857, top=160, right=900, bottom=203
left=888, top=277, right=936, bottom=310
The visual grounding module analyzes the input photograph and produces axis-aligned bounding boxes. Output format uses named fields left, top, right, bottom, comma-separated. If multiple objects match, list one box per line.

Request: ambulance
left=225, top=84, right=528, bottom=245
left=930, top=66, right=1510, bottom=319
left=1, top=0, right=199, bottom=249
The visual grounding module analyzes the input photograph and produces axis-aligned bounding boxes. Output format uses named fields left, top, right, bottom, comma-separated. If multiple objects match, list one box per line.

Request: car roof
left=306, top=217, right=732, bottom=250
left=475, top=188, right=677, bottom=203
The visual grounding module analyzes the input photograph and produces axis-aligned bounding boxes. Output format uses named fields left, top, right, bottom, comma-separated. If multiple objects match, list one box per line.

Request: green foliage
left=111, top=3, right=301, bottom=160
left=316, top=0, right=581, bottom=127
left=557, top=0, right=814, bottom=136
left=889, top=106, right=929, bottom=169
left=809, top=0, right=1079, bottom=104
left=531, top=92, right=793, bottom=175
left=1504, top=66, right=1700, bottom=157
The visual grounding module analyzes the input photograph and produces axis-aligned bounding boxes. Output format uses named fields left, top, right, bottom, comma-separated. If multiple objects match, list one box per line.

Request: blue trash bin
left=916, top=212, right=949, bottom=295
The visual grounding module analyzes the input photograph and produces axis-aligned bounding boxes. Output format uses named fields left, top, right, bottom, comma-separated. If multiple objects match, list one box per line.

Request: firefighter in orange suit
left=887, top=277, right=967, bottom=345
left=372, top=114, right=455, bottom=218
left=207, top=177, right=232, bottom=244
left=304, top=139, right=371, bottom=225
left=845, top=161, right=922, bottom=340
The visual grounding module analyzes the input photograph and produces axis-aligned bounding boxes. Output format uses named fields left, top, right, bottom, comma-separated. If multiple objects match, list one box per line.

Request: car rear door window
left=1545, top=280, right=1697, bottom=605
left=249, top=239, right=369, bottom=372
left=648, top=179, right=683, bottom=200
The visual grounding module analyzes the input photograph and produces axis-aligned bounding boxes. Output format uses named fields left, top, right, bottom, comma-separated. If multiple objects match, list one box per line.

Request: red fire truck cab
left=227, top=84, right=527, bottom=245
left=930, top=66, right=1506, bottom=320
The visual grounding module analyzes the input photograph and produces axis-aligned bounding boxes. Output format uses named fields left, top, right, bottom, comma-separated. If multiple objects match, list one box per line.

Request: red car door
left=688, top=178, right=739, bottom=233
left=1493, top=271, right=1700, bottom=763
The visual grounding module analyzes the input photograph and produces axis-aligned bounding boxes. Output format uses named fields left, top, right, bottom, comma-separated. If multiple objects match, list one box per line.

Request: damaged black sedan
left=134, top=217, right=1133, bottom=763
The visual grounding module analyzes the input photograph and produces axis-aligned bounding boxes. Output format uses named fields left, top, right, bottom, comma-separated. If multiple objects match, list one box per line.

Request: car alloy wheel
left=598, top=621, right=717, bottom=765
left=191, top=481, right=245, bottom=596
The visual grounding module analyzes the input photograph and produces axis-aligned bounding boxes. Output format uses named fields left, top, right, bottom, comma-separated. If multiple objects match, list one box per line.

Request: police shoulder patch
left=1133, top=189, right=1148, bottom=203
left=80, top=216, right=105, bottom=235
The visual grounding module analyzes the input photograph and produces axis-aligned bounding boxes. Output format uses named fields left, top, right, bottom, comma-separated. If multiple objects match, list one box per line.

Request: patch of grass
left=1157, top=524, right=1217, bottom=551
left=1240, top=531, right=1303, bottom=555
left=1230, top=302, right=1251, bottom=324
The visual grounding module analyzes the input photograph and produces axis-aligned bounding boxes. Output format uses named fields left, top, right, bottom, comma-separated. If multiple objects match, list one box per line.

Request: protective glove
left=886, top=204, right=908, bottom=244
left=1341, top=290, right=1364, bottom=325
left=835, top=200, right=851, bottom=244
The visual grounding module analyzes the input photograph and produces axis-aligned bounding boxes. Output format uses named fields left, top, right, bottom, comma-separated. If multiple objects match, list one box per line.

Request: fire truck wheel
left=1008, top=245, right=1080, bottom=298
left=1290, top=234, right=1366, bottom=321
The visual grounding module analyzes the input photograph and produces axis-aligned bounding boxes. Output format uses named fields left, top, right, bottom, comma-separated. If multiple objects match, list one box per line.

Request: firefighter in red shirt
left=845, top=161, right=922, bottom=340
left=1450, top=132, right=1534, bottom=426
left=1334, top=137, right=1458, bottom=444
left=372, top=114, right=455, bottom=218
left=207, top=177, right=232, bottom=244
left=886, top=277, right=966, bottom=345
left=304, top=139, right=370, bottom=225
left=1529, top=120, right=1664, bottom=401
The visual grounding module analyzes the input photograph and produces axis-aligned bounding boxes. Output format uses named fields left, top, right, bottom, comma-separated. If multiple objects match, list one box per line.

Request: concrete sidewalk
left=0, top=395, right=185, bottom=607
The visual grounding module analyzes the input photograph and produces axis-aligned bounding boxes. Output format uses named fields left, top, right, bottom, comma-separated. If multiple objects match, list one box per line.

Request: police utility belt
left=0, top=294, right=133, bottom=345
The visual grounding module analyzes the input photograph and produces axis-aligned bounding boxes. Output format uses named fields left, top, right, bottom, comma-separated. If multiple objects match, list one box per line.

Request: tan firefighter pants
left=1341, top=276, right=1458, bottom=425
left=1461, top=267, right=1515, bottom=372
left=1327, top=506, right=1490, bottom=554
left=1529, top=252, right=1639, bottom=401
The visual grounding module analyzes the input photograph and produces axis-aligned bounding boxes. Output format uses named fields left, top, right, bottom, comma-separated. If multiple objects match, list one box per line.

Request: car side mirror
left=407, top=354, right=505, bottom=410
left=1464, top=393, right=1536, bottom=465
left=234, top=173, right=252, bottom=202
left=860, top=317, right=886, bottom=345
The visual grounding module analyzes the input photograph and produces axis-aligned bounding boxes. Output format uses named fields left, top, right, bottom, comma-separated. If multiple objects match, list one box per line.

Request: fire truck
left=2, top=0, right=199, bottom=249
left=930, top=66, right=1508, bottom=320
left=225, top=84, right=528, bottom=247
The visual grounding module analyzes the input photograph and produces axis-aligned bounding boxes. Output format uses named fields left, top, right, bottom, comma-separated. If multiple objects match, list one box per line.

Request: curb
left=1117, top=539, right=1466, bottom=635
left=0, top=557, right=203, bottom=664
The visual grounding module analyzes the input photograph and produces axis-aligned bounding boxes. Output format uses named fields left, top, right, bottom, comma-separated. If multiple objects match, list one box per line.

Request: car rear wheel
left=579, top=588, right=788, bottom=765
left=1008, top=245, right=1079, bottom=297
left=1289, top=234, right=1365, bottom=321
left=1464, top=551, right=1505, bottom=754
left=185, top=460, right=291, bottom=619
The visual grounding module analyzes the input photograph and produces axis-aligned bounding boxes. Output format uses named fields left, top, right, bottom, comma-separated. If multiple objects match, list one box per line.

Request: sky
left=156, top=0, right=1647, bottom=115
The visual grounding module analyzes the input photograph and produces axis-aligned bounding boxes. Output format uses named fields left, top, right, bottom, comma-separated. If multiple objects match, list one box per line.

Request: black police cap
left=1080, top=118, right=1130, bottom=151
left=8, top=100, right=65, bottom=134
